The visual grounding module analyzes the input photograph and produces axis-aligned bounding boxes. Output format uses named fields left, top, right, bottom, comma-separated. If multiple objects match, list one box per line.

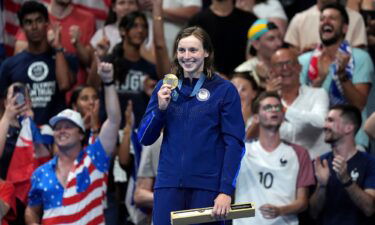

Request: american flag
left=3, top=0, right=111, bottom=56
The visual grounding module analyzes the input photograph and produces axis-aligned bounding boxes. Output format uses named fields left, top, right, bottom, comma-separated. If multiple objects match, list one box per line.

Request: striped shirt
left=28, top=139, right=109, bottom=225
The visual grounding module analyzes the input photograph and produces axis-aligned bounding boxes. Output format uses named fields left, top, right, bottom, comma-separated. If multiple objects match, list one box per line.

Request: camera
left=13, top=86, right=26, bottom=105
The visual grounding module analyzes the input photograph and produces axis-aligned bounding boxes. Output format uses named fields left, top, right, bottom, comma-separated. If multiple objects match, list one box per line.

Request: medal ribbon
left=172, top=73, right=206, bottom=101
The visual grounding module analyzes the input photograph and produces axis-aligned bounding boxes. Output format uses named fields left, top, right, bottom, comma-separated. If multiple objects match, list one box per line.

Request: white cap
left=49, top=109, right=85, bottom=132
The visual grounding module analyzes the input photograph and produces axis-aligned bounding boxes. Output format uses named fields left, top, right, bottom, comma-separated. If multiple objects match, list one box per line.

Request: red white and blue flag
left=6, top=117, right=53, bottom=204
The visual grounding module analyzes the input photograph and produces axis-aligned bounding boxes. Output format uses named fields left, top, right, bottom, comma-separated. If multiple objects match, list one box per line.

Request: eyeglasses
left=262, top=104, right=283, bottom=112
left=272, top=60, right=297, bottom=69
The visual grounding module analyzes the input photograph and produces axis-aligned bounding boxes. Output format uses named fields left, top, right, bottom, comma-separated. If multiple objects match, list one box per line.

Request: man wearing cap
left=234, top=19, right=283, bottom=89
left=24, top=62, right=121, bottom=225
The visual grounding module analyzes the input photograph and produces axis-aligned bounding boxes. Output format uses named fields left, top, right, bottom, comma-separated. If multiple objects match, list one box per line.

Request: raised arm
left=118, top=100, right=134, bottom=169
left=0, top=87, right=32, bottom=158
left=0, top=98, right=18, bottom=158
left=152, top=0, right=171, bottom=78
left=97, top=62, right=121, bottom=155
left=140, top=0, right=200, bottom=24
left=69, top=25, right=94, bottom=67
left=163, top=5, right=201, bottom=24
left=336, top=52, right=372, bottom=111
left=87, top=54, right=102, bottom=90
left=50, top=24, right=74, bottom=91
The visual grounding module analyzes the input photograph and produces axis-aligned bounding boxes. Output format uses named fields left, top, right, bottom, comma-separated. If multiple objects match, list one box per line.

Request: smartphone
left=13, top=86, right=26, bottom=105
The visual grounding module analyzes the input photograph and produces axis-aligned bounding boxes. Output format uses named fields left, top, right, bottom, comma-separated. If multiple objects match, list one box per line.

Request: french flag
left=6, top=117, right=53, bottom=204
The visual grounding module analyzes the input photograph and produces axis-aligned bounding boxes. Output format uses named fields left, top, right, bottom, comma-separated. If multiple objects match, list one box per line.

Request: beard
left=320, top=32, right=342, bottom=46
left=319, top=26, right=345, bottom=46
left=324, top=129, right=341, bottom=144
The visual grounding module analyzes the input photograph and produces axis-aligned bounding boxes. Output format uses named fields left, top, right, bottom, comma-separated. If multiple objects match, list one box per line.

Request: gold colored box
left=170, top=203, right=255, bottom=225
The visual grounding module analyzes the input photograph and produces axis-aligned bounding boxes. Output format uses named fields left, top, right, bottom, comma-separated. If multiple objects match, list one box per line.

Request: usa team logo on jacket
left=197, top=88, right=210, bottom=101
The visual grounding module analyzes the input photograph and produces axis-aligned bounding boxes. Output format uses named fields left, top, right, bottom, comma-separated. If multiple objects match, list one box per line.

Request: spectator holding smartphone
left=0, top=83, right=34, bottom=179
left=0, top=83, right=48, bottom=225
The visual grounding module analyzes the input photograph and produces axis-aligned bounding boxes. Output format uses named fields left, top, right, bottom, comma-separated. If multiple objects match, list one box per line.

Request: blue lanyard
left=172, top=73, right=206, bottom=101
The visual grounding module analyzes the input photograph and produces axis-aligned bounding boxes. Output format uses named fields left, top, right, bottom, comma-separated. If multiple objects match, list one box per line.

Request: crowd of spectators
left=0, top=0, right=374, bottom=225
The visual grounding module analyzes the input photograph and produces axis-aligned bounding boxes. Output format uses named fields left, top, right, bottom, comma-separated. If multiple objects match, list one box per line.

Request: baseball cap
left=49, top=109, right=85, bottom=132
left=247, top=19, right=278, bottom=41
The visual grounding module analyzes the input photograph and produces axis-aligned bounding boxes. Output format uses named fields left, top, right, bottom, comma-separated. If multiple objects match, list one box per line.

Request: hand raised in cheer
left=69, top=25, right=81, bottom=46
left=315, top=49, right=333, bottom=87
left=48, top=22, right=62, bottom=49
left=336, top=51, right=350, bottom=75
left=97, top=61, right=114, bottom=84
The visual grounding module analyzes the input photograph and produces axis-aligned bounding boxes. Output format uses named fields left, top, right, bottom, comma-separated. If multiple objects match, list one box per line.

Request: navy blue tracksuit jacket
left=138, top=74, right=245, bottom=195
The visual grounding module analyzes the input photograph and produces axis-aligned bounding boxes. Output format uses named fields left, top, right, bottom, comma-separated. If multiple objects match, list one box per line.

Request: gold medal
left=163, top=74, right=178, bottom=89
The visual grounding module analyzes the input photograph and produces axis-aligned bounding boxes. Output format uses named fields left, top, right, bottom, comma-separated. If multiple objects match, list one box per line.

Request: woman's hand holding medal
left=158, top=74, right=178, bottom=110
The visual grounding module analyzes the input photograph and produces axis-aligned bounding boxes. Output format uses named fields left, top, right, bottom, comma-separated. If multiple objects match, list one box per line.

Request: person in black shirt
left=189, top=0, right=257, bottom=78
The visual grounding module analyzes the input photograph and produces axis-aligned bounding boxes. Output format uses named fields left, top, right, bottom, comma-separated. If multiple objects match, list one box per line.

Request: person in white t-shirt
left=234, top=91, right=315, bottom=225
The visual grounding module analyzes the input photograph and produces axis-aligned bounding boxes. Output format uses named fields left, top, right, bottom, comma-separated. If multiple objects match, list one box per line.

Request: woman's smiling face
left=176, top=35, right=208, bottom=77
